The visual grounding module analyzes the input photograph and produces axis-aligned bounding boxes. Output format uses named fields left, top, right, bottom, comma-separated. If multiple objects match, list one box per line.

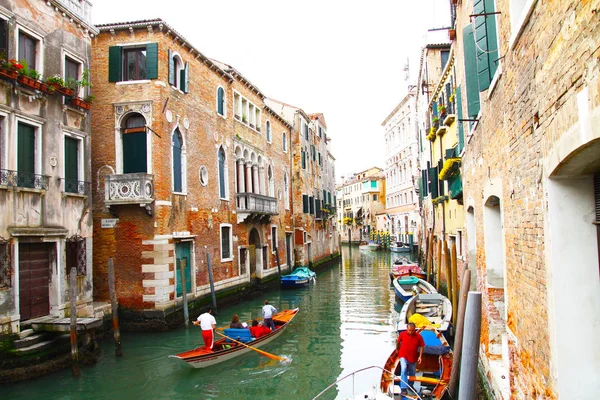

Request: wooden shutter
left=302, top=150, right=306, bottom=169
left=456, top=85, right=465, bottom=153
left=172, top=131, right=182, bottom=192
left=123, top=132, right=147, bottom=173
left=0, top=19, right=7, bottom=56
left=432, top=101, right=438, bottom=117
left=168, top=49, right=174, bottom=86
left=309, top=196, right=314, bottom=215
left=108, top=46, right=122, bottom=82
left=145, top=43, right=158, bottom=80
left=218, top=88, right=224, bottom=115
left=17, top=124, right=35, bottom=175
left=184, top=62, right=189, bottom=93
left=463, top=25, right=481, bottom=118
left=303, top=194, right=308, bottom=213
left=473, top=0, right=499, bottom=91
left=64, top=137, right=79, bottom=192
left=429, top=166, right=438, bottom=198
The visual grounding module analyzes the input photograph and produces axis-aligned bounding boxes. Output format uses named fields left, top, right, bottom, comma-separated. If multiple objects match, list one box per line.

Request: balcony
left=236, top=192, right=278, bottom=224
left=0, top=169, right=49, bottom=190
left=104, top=173, right=154, bottom=212
left=62, top=179, right=91, bottom=196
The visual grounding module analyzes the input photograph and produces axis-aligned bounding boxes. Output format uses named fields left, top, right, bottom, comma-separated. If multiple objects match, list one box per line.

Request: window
left=66, top=236, right=86, bottom=276
left=169, top=51, right=188, bottom=92
left=233, top=90, right=260, bottom=130
left=220, top=224, right=232, bottom=261
left=266, top=121, right=271, bottom=142
left=64, top=134, right=84, bottom=194
left=318, top=126, right=322, bottom=138
left=373, top=194, right=378, bottom=201
left=509, top=0, right=537, bottom=46
left=108, top=43, right=158, bottom=82
left=271, top=226, right=277, bottom=251
left=65, top=57, right=80, bottom=85
left=121, top=113, right=147, bottom=173
left=217, top=87, right=225, bottom=116
left=304, top=121, right=309, bottom=140
left=268, top=165, right=274, bottom=197
left=172, top=129, right=184, bottom=192
left=301, top=149, right=306, bottom=169
left=302, top=194, right=309, bottom=213
left=282, top=132, right=287, bottom=152
left=18, top=31, right=38, bottom=69
left=218, top=147, right=227, bottom=199
left=284, top=172, right=290, bottom=210
left=0, top=18, right=7, bottom=58
left=371, top=180, right=377, bottom=189
left=17, top=121, right=42, bottom=189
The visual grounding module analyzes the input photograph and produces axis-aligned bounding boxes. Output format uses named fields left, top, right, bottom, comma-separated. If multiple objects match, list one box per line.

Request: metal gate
left=19, top=243, right=50, bottom=321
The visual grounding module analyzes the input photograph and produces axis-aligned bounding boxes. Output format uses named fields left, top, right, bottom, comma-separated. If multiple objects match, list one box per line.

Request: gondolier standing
left=193, top=307, right=217, bottom=350
left=262, top=300, right=277, bottom=331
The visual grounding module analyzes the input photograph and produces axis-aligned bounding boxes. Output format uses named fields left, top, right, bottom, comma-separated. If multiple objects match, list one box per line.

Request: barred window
left=0, top=239, right=11, bottom=288
left=66, top=236, right=86, bottom=276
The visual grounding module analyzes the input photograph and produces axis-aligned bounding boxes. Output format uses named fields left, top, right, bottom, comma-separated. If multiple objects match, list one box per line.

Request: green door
left=123, top=132, right=147, bottom=173
left=64, top=137, right=79, bottom=193
left=175, top=242, right=192, bottom=297
left=17, top=124, right=35, bottom=188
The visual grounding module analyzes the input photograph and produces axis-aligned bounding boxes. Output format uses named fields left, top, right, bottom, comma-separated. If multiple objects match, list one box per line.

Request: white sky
left=92, top=0, right=451, bottom=183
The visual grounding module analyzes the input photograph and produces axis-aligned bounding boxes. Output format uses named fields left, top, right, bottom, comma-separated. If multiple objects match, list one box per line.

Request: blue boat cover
left=420, top=329, right=451, bottom=355
left=281, top=267, right=315, bottom=281
left=398, top=276, right=419, bottom=285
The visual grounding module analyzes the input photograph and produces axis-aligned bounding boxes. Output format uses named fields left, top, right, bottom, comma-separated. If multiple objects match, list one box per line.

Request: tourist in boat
left=262, top=300, right=277, bottom=331
left=396, top=322, right=425, bottom=395
left=193, top=307, right=217, bottom=350
left=249, top=319, right=271, bottom=338
left=229, top=314, right=246, bottom=329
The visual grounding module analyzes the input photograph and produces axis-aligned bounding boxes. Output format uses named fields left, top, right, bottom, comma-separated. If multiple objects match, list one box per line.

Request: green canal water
left=5, top=246, right=414, bottom=400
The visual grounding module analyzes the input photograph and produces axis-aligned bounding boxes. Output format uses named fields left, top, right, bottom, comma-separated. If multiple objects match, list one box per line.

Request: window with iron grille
left=66, top=236, right=86, bottom=276
left=0, top=239, right=10, bottom=288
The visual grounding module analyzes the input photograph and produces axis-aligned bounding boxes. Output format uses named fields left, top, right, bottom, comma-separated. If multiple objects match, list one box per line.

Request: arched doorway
left=249, top=228, right=261, bottom=278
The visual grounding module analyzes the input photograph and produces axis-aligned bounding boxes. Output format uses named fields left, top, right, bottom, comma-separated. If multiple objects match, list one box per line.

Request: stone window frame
left=15, top=24, right=44, bottom=72
left=265, top=120, right=271, bottom=143
left=220, top=223, right=233, bottom=262
left=216, top=85, right=226, bottom=119
left=62, top=128, right=86, bottom=195
left=508, top=0, right=538, bottom=50
left=217, top=145, right=229, bottom=200
left=171, top=127, right=187, bottom=195
left=15, top=116, right=44, bottom=180
left=62, top=48, right=86, bottom=99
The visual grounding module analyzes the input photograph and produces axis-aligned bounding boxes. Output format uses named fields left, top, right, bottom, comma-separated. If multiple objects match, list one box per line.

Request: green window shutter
left=456, top=85, right=465, bottom=153
left=473, top=0, right=499, bottom=91
left=184, top=62, right=189, bottom=93
left=123, top=132, right=147, bottom=173
left=18, top=124, right=35, bottom=174
left=463, top=25, right=481, bottom=118
left=429, top=166, right=438, bottom=198
left=303, top=195, right=308, bottom=213
left=168, top=49, right=174, bottom=86
left=432, top=101, right=438, bottom=117
left=64, top=137, right=79, bottom=192
left=309, top=196, right=314, bottom=214
left=438, top=160, right=445, bottom=196
left=0, top=19, right=7, bottom=55
left=108, top=46, right=122, bottom=82
left=323, top=189, right=327, bottom=202
left=301, top=150, right=306, bottom=169
left=145, top=43, right=158, bottom=80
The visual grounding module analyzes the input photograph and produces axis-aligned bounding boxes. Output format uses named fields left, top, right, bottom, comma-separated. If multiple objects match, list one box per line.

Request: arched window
left=268, top=165, right=274, bottom=197
left=217, top=87, right=225, bottom=116
left=284, top=172, right=290, bottom=210
left=169, top=51, right=188, bottom=92
left=282, top=132, right=287, bottom=152
left=266, top=120, right=271, bottom=142
left=172, top=129, right=183, bottom=192
left=218, top=147, right=227, bottom=199
left=122, top=113, right=147, bottom=173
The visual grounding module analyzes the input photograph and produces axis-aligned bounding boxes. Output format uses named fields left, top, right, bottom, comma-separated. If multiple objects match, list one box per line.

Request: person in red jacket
left=249, top=319, right=271, bottom=338
left=396, top=322, right=425, bottom=395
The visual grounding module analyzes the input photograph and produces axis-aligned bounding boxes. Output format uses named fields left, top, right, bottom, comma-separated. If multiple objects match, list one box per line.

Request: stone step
left=19, top=328, right=35, bottom=339
left=13, top=333, right=48, bottom=349
left=14, top=340, right=55, bottom=355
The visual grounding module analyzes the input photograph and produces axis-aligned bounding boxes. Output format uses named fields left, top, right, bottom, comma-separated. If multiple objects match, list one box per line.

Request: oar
left=214, top=330, right=288, bottom=362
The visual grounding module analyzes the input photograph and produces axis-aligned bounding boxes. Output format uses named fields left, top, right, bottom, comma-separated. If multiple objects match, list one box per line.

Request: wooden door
left=19, top=243, right=50, bottom=321
left=175, top=241, right=191, bottom=297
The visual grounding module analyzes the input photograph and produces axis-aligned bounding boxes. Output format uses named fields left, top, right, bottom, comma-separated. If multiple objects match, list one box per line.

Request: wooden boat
left=359, top=241, right=381, bottom=251
left=397, top=294, right=453, bottom=337
left=390, top=244, right=410, bottom=253
left=281, top=267, right=316, bottom=288
left=380, top=328, right=453, bottom=399
left=392, top=276, right=437, bottom=303
left=390, top=258, right=426, bottom=281
left=170, top=308, right=299, bottom=368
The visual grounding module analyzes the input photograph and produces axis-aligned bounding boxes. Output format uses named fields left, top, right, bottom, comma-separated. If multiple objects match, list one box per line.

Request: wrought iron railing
left=0, top=169, right=49, bottom=190
left=236, top=192, right=278, bottom=214
left=105, top=173, right=154, bottom=203
left=62, top=179, right=91, bottom=195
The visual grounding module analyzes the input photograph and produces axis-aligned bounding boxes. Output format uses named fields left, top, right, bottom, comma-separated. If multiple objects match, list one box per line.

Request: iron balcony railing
left=0, top=169, right=49, bottom=190
left=105, top=173, right=154, bottom=204
left=236, top=192, right=278, bottom=215
left=62, top=179, right=91, bottom=195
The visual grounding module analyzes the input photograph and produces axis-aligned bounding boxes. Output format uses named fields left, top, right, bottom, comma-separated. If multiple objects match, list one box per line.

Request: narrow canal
left=5, top=246, right=414, bottom=399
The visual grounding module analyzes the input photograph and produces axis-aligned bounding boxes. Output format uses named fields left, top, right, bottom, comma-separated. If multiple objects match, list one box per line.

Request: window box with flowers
left=69, top=95, right=94, bottom=110
left=17, top=61, right=42, bottom=91
left=343, top=217, right=353, bottom=226
left=438, top=157, right=461, bottom=180
left=426, top=126, right=436, bottom=141
left=46, top=75, right=75, bottom=97
left=0, top=58, right=22, bottom=81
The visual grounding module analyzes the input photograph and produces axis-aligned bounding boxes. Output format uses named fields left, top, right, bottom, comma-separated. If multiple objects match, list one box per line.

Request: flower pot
left=0, top=68, right=18, bottom=81
left=39, top=82, right=56, bottom=95
left=17, top=75, right=41, bottom=90
left=70, top=97, right=91, bottom=110
left=49, top=82, right=75, bottom=97
left=448, top=29, right=456, bottom=41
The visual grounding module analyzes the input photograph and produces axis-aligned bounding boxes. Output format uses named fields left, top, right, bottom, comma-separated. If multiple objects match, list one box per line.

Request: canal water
left=5, top=246, right=415, bottom=400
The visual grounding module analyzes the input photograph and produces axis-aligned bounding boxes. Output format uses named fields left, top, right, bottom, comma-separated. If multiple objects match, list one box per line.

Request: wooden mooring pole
left=275, top=246, right=282, bottom=276
left=444, top=240, right=453, bottom=300
left=108, top=258, right=123, bottom=356
left=427, top=234, right=434, bottom=283
left=458, top=291, right=482, bottom=400
left=69, top=267, right=80, bottom=377
left=206, top=252, right=217, bottom=311
left=179, top=258, right=189, bottom=327
left=449, top=269, right=472, bottom=398
left=451, top=242, right=458, bottom=326
left=436, top=240, right=442, bottom=291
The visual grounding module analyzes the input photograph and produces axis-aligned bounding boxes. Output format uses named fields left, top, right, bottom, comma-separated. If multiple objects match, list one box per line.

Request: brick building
left=91, top=19, right=293, bottom=323
left=264, top=99, right=338, bottom=267
left=448, top=0, right=600, bottom=398
left=0, top=0, right=96, bottom=334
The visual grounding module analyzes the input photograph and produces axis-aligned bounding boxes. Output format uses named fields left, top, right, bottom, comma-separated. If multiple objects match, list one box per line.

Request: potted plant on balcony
left=47, top=75, right=75, bottom=97
left=16, top=60, right=42, bottom=90
left=432, top=116, right=440, bottom=128
left=0, top=51, right=23, bottom=81
left=437, top=103, right=447, bottom=117
left=68, top=69, right=94, bottom=110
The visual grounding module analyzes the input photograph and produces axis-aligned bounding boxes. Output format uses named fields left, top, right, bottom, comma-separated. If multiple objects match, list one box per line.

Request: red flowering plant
left=5, top=59, right=24, bottom=72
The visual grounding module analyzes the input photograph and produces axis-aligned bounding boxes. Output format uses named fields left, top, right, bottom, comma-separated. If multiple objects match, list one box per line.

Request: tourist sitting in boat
left=249, top=319, right=271, bottom=338
left=229, top=314, right=246, bottom=329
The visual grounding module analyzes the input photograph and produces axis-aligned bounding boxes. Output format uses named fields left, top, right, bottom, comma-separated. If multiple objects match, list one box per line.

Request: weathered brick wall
left=454, top=0, right=600, bottom=397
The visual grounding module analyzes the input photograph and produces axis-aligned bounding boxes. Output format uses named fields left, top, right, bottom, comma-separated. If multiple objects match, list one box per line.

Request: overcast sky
left=92, top=0, right=451, bottom=183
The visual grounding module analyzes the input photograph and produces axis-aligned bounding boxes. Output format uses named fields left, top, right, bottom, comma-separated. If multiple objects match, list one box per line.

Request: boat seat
left=223, top=328, right=253, bottom=343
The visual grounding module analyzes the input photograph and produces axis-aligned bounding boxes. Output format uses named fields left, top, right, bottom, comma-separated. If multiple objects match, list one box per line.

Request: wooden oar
left=214, top=330, right=287, bottom=362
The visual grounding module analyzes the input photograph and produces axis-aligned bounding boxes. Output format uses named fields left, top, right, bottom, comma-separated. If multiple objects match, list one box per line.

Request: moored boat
left=393, top=276, right=437, bottom=303
left=380, top=328, right=453, bottom=399
left=390, top=258, right=426, bottom=281
left=359, top=241, right=381, bottom=251
left=280, top=267, right=316, bottom=288
left=397, top=293, right=452, bottom=337
left=390, top=244, right=411, bottom=253
left=170, top=308, right=299, bottom=368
